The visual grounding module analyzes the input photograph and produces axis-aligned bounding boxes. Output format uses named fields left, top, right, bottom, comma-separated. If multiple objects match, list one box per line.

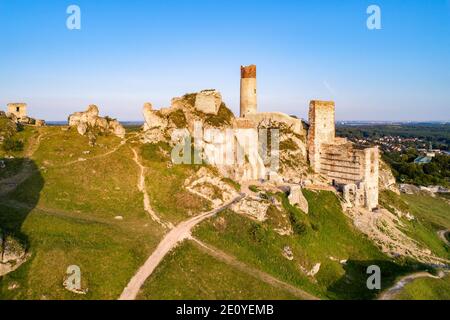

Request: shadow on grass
left=326, top=259, right=425, bottom=300
left=0, top=158, right=44, bottom=262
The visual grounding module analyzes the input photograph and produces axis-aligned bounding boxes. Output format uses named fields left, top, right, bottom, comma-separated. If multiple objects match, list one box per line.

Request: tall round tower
left=240, top=65, right=257, bottom=117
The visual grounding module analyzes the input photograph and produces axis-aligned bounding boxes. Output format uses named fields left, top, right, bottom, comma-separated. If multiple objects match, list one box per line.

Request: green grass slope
left=396, top=275, right=450, bottom=300
left=193, top=190, right=418, bottom=300
left=0, top=127, right=164, bottom=299
left=138, top=241, right=299, bottom=300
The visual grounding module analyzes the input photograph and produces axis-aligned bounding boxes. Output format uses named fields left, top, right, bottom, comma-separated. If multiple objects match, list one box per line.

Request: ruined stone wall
left=321, top=143, right=364, bottom=184
left=244, top=112, right=306, bottom=137
left=194, top=90, right=222, bottom=115
left=7, top=103, right=27, bottom=119
left=362, top=147, right=379, bottom=210
left=306, top=99, right=379, bottom=210
left=307, top=100, right=335, bottom=172
left=321, top=143, right=379, bottom=210
left=240, top=65, right=257, bottom=117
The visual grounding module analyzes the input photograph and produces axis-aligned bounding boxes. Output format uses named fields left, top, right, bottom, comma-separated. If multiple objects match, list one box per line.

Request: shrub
left=222, top=177, right=241, bottom=191
left=168, top=109, right=187, bottom=128
left=205, top=103, right=234, bottom=126
left=280, top=193, right=310, bottom=235
left=2, top=138, right=24, bottom=152
left=248, top=222, right=265, bottom=243
left=182, top=93, right=197, bottom=108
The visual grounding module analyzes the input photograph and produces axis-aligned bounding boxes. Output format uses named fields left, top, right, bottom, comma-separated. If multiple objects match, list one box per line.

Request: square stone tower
left=240, top=65, right=257, bottom=117
left=307, top=100, right=335, bottom=173
left=7, top=103, right=27, bottom=119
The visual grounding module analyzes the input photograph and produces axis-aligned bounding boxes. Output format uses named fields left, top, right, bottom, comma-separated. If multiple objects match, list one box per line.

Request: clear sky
left=0, top=0, right=449, bottom=121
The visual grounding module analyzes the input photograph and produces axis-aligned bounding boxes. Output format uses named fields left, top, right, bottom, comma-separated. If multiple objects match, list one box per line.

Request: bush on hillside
left=2, top=137, right=24, bottom=152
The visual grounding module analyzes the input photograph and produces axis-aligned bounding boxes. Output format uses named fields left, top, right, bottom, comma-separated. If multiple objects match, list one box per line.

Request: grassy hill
left=1, top=124, right=449, bottom=300
left=1, top=126, right=165, bottom=299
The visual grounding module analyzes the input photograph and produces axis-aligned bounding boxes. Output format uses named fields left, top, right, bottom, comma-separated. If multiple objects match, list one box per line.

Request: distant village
left=347, top=135, right=450, bottom=160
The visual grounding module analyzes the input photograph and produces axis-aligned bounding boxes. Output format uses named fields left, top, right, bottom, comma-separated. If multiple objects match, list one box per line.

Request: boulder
left=109, top=120, right=126, bottom=139
left=6, top=112, right=18, bottom=123
left=194, top=89, right=222, bottom=115
left=288, top=185, right=309, bottom=214
left=379, top=160, right=399, bottom=194
left=0, top=231, right=27, bottom=277
left=77, top=122, right=87, bottom=135
left=35, top=119, right=46, bottom=127
left=68, top=105, right=125, bottom=139
left=142, top=103, right=167, bottom=130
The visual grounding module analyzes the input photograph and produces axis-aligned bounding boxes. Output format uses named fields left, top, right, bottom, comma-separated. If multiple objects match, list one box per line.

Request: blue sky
left=0, top=0, right=449, bottom=121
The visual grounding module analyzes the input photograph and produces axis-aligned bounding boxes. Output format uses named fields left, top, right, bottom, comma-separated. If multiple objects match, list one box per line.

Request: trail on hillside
left=347, top=207, right=450, bottom=266
left=2, top=199, right=116, bottom=226
left=378, top=271, right=447, bottom=300
left=131, top=147, right=173, bottom=229
left=191, top=238, right=319, bottom=300
left=0, top=131, right=45, bottom=197
left=438, top=230, right=450, bottom=247
left=0, top=132, right=138, bottom=196
left=55, top=133, right=139, bottom=168
left=119, top=195, right=244, bottom=300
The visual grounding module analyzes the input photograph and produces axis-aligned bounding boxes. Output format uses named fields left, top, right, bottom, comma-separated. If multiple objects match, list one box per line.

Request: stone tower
left=307, top=100, right=335, bottom=173
left=240, top=65, right=257, bottom=117
left=7, top=103, right=27, bottom=119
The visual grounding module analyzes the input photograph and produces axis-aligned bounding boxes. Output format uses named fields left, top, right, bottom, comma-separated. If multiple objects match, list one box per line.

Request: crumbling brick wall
left=7, top=103, right=27, bottom=119
left=240, top=65, right=257, bottom=117
left=307, top=100, right=335, bottom=173
left=307, top=100, right=379, bottom=210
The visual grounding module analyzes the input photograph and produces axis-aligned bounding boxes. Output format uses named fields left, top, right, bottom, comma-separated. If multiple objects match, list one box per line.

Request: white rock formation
left=194, top=89, right=222, bottom=115
left=0, top=231, right=28, bottom=277
left=231, top=196, right=271, bottom=221
left=68, top=105, right=125, bottom=139
left=288, top=185, right=309, bottom=214
left=184, top=167, right=239, bottom=208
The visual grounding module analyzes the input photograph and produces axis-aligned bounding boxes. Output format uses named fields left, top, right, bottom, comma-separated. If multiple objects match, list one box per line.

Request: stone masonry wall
left=307, top=100, right=335, bottom=173
left=7, top=103, right=27, bottom=119
left=307, top=99, right=379, bottom=210
left=240, top=65, right=257, bottom=117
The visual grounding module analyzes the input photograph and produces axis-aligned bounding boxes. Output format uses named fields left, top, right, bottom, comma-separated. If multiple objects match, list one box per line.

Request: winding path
left=192, top=238, right=319, bottom=300
left=378, top=271, right=446, bottom=300
left=131, top=148, right=173, bottom=229
left=119, top=195, right=244, bottom=300
left=0, top=131, right=45, bottom=196
left=437, top=230, right=450, bottom=247
left=54, top=133, right=138, bottom=168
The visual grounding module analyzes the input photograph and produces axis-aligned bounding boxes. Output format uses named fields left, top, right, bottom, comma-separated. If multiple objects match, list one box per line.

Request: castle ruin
left=7, top=103, right=27, bottom=120
left=307, top=101, right=379, bottom=210
left=240, top=65, right=257, bottom=117
left=238, top=65, right=379, bottom=210
left=5, top=103, right=45, bottom=126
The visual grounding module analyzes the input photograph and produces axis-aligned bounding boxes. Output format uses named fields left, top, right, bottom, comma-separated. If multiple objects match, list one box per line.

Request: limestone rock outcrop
left=141, top=103, right=168, bottom=144
left=184, top=167, right=240, bottom=208
left=0, top=113, right=18, bottom=142
left=379, top=160, right=399, bottom=194
left=68, top=105, right=125, bottom=139
left=194, top=89, right=222, bottom=115
left=231, top=197, right=271, bottom=221
left=6, top=103, right=45, bottom=126
left=288, top=185, right=309, bottom=214
left=0, top=230, right=28, bottom=277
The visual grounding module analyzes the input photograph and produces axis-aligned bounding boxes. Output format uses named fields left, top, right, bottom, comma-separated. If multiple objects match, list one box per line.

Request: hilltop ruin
left=4, top=103, right=45, bottom=126
left=141, top=64, right=380, bottom=210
